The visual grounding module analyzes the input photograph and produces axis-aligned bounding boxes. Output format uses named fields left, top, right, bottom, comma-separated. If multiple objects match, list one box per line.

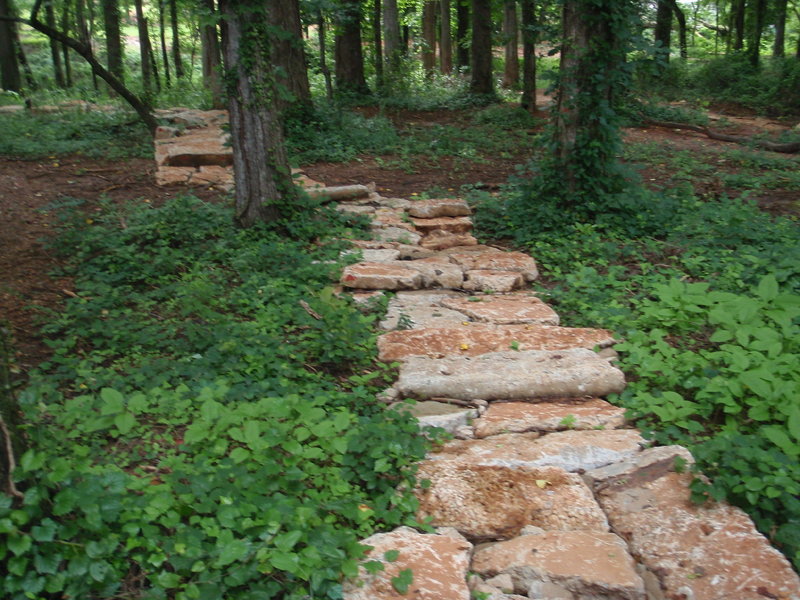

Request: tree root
left=642, top=119, right=800, bottom=153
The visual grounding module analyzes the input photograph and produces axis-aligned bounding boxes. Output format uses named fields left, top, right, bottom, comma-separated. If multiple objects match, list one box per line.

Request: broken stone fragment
left=411, top=216, right=474, bottom=234
left=395, top=349, right=627, bottom=401
left=394, top=400, right=477, bottom=435
left=415, top=462, right=608, bottom=540
left=419, top=230, right=479, bottom=251
left=370, top=225, right=422, bottom=245
left=342, top=526, right=472, bottom=600
left=402, top=257, right=465, bottom=289
left=379, top=290, right=467, bottom=330
left=471, top=531, right=645, bottom=600
left=462, top=270, right=525, bottom=293
left=341, top=262, right=423, bottom=290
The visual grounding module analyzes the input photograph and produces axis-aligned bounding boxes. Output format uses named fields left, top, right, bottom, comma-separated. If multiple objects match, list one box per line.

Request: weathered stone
left=474, top=399, right=626, bottom=438
left=293, top=173, right=325, bottom=189
left=403, top=257, right=465, bottom=289
left=342, top=526, right=472, bottom=600
left=416, top=462, right=608, bottom=540
left=360, top=248, right=401, bottom=263
left=380, top=290, right=467, bottom=330
left=583, top=445, right=694, bottom=491
left=463, top=270, right=525, bottom=293
left=408, top=198, right=472, bottom=218
left=440, top=294, right=560, bottom=325
left=396, top=243, right=437, bottom=259
left=157, top=131, right=232, bottom=167
left=374, top=196, right=413, bottom=209
left=154, top=125, right=179, bottom=139
left=420, top=230, right=479, bottom=251
left=155, top=166, right=194, bottom=186
left=350, top=290, right=385, bottom=307
left=596, top=471, right=800, bottom=600
left=449, top=251, right=539, bottom=282
left=336, top=203, right=375, bottom=215
left=430, top=430, right=644, bottom=473
left=485, top=573, right=515, bottom=593
left=371, top=225, right=422, bottom=245
left=373, top=207, right=417, bottom=230
left=341, top=262, right=423, bottom=290
left=395, top=401, right=478, bottom=434
left=411, top=216, right=473, bottom=234
left=377, top=325, right=616, bottom=362
left=192, top=165, right=233, bottom=186
left=395, top=349, right=627, bottom=401
left=472, top=532, right=645, bottom=600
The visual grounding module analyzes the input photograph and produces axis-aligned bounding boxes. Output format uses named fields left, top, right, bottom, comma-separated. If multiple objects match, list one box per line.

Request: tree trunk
left=61, top=0, right=73, bottom=86
left=318, top=10, right=333, bottom=99
left=159, top=1, right=171, bottom=86
left=372, top=0, right=383, bottom=87
left=334, top=0, right=369, bottom=96
left=75, top=0, right=96, bottom=89
left=170, top=0, right=184, bottom=77
left=469, top=0, right=494, bottom=95
left=748, top=0, right=766, bottom=65
left=422, top=0, right=437, bottom=76
left=502, top=0, right=518, bottom=87
left=654, top=0, right=672, bottom=63
left=46, top=0, right=66, bottom=87
left=773, top=0, right=787, bottom=57
left=456, top=0, right=469, bottom=69
left=200, top=0, right=223, bottom=108
left=218, top=0, right=297, bottom=228
left=383, top=0, right=402, bottom=73
left=666, top=0, right=687, bottom=59
left=520, top=0, right=536, bottom=113
left=102, top=0, right=124, bottom=82
left=0, top=0, right=21, bottom=92
left=731, top=0, right=745, bottom=51
left=134, top=0, right=153, bottom=96
left=440, top=0, right=452, bottom=73
left=267, top=0, right=311, bottom=111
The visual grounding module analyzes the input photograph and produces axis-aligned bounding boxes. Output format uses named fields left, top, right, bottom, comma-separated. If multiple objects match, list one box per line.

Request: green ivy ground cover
left=1, top=195, right=431, bottom=599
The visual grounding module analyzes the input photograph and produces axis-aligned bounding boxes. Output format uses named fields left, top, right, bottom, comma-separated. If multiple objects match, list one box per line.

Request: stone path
left=151, top=111, right=800, bottom=600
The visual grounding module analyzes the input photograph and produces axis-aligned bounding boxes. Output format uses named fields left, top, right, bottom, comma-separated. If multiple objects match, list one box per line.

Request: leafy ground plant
left=1, top=195, right=432, bottom=600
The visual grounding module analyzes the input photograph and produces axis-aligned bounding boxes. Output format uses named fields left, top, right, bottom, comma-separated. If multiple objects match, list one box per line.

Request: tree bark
left=456, top=0, right=469, bottom=69
left=440, top=0, right=452, bottom=73
left=334, top=0, right=369, bottom=96
left=654, top=0, right=672, bottom=63
left=520, top=0, right=536, bottom=113
left=748, top=0, right=766, bottom=65
left=422, top=0, right=437, bottom=76
left=102, top=0, right=124, bottom=82
left=199, top=0, right=223, bottom=108
left=170, top=0, right=184, bottom=77
left=45, top=0, right=66, bottom=87
left=75, top=0, right=96, bottom=89
left=0, top=0, right=21, bottom=92
left=218, top=0, right=297, bottom=228
left=469, top=0, right=494, bottom=95
left=267, top=0, right=311, bottom=111
left=502, top=0, right=519, bottom=87
left=773, top=0, right=787, bottom=57
left=665, top=0, right=687, bottom=59
left=159, top=0, right=171, bottom=86
left=731, top=0, right=745, bottom=51
left=317, top=10, right=333, bottom=99
left=134, top=0, right=153, bottom=96
left=383, top=0, right=402, bottom=73
left=1, top=324, right=24, bottom=500
left=372, top=0, right=383, bottom=87
left=61, top=0, right=73, bottom=86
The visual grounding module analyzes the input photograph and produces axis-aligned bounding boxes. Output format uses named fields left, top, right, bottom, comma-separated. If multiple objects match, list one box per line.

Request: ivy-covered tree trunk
left=134, top=0, right=153, bottom=97
left=469, top=0, right=494, bottom=96
left=102, top=0, right=124, bottom=82
left=383, top=0, right=402, bottom=74
left=334, top=0, right=369, bottom=95
left=219, top=0, right=297, bottom=228
left=748, top=0, right=767, bottom=66
left=170, top=0, right=184, bottom=77
left=666, top=0, right=687, bottom=59
left=0, top=0, right=21, bottom=92
left=422, top=0, right=437, bottom=76
left=502, top=0, right=518, bottom=88
left=520, top=0, right=536, bottom=113
left=731, top=0, right=745, bottom=51
left=61, top=0, right=73, bottom=87
left=372, top=0, right=383, bottom=88
left=440, top=0, right=452, bottom=73
left=267, top=0, right=311, bottom=111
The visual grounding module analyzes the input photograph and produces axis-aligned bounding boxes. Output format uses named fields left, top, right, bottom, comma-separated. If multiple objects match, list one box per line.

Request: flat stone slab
left=377, top=325, right=616, bottom=362
left=596, top=470, right=800, bottom=600
left=380, top=291, right=468, bottom=330
left=430, top=430, right=644, bottom=473
left=411, top=216, right=473, bottom=234
left=155, top=131, right=232, bottom=167
left=370, top=225, right=422, bottom=245
left=472, top=532, right=645, bottom=600
left=408, top=198, right=472, bottom=218
left=463, top=270, right=525, bottom=293
left=403, top=257, right=465, bottom=289
left=416, top=463, right=608, bottom=540
left=360, top=248, right=401, bottom=263
left=397, top=401, right=478, bottom=435
left=420, top=231, right=479, bottom=250
left=395, top=349, right=627, bottom=401
left=449, top=251, right=539, bottom=282
left=583, top=445, right=695, bottom=491
left=341, top=262, right=423, bottom=290
left=474, top=399, right=627, bottom=438
left=343, top=526, right=472, bottom=600
left=440, top=294, right=560, bottom=325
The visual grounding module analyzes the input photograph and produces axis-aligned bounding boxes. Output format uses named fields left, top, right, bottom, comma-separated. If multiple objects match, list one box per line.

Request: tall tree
left=440, top=0, right=452, bottom=73
left=455, top=0, right=469, bottom=68
left=773, top=0, right=788, bottom=56
left=422, top=0, right=437, bottom=75
left=218, top=0, right=297, bottom=228
left=0, top=0, right=21, bottom=92
left=502, top=0, right=519, bottom=87
left=61, top=0, right=73, bottom=86
left=317, top=8, right=333, bottom=99
left=334, top=0, right=369, bottom=95
left=520, top=0, right=536, bottom=113
left=102, top=0, right=124, bottom=82
left=372, top=0, right=383, bottom=87
left=748, top=0, right=767, bottom=65
left=134, top=0, right=154, bottom=96
left=199, top=0, right=223, bottom=107
left=267, top=0, right=311, bottom=111
left=158, top=0, right=171, bottom=86
left=75, top=0, right=96, bottom=89
left=731, top=0, right=745, bottom=51
left=654, top=0, right=672, bottom=63
left=170, top=0, right=184, bottom=77
left=469, top=0, right=494, bottom=95
left=45, top=0, right=66, bottom=87
left=383, top=0, right=402, bottom=73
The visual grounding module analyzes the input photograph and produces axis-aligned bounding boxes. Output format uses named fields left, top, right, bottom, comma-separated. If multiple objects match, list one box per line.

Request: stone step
left=415, top=461, right=609, bottom=540
left=380, top=290, right=469, bottom=330
left=447, top=249, right=539, bottom=282
left=419, top=230, right=479, bottom=250
left=341, top=262, right=424, bottom=290
left=407, top=198, right=472, bottom=218
left=377, top=324, right=616, bottom=362
left=411, top=216, right=474, bottom=234
left=395, top=349, right=627, bottom=400
left=439, top=293, right=560, bottom=325
left=473, top=398, right=627, bottom=438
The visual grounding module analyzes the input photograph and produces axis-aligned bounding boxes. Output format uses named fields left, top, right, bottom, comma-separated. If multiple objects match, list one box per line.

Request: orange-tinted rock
left=380, top=290, right=468, bottom=330
left=449, top=251, right=539, bottom=282
left=440, top=294, right=559, bottom=325
left=474, top=399, right=626, bottom=438
left=411, top=216, right=473, bottom=234
left=192, top=165, right=233, bottom=186
left=472, top=532, right=645, bottom=599
left=155, top=166, right=194, bottom=186
left=420, top=230, right=479, bottom=250
left=395, top=349, right=627, bottom=401
left=431, top=430, right=644, bottom=473
left=371, top=226, right=422, bottom=245
left=157, top=131, right=232, bottom=167
left=341, top=262, right=423, bottom=290
left=408, top=198, right=472, bottom=218
left=415, top=462, right=608, bottom=540
left=293, top=173, right=325, bottom=189
left=377, top=325, right=616, bottom=361
left=596, top=470, right=800, bottom=600
left=463, top=270, right=525, bottom=293
left=403, top=257, right=465, bottom=289
left=342, top=527, right=472, bottom=600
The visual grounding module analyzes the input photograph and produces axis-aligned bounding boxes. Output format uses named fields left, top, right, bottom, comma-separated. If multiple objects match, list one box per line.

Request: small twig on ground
left=299, top=300, right=322, bottom=320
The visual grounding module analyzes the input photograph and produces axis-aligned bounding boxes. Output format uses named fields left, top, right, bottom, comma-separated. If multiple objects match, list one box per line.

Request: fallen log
left=643, top=119, right=800, bottom=153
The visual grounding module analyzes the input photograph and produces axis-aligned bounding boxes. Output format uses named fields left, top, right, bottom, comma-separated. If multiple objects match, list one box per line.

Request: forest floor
left=1, top=106, right=798, bottom=378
